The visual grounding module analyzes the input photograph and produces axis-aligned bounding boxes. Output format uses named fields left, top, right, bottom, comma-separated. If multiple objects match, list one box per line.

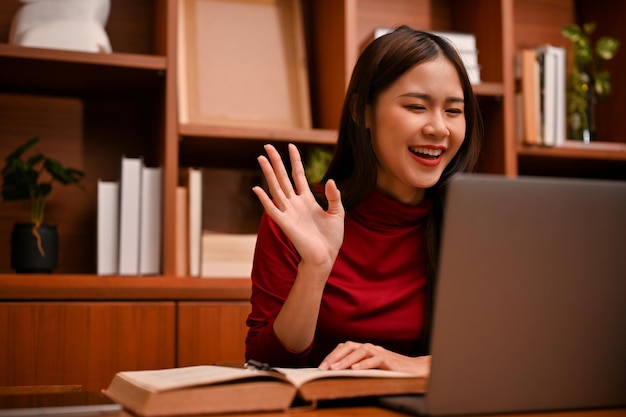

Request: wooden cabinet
left=0, top=276, right=251, bottom=391
left=0, top=0, right=624, bottom=389
left=177, top=302, right=251, bottom=367
left=0, top=301, right=176, bottom=392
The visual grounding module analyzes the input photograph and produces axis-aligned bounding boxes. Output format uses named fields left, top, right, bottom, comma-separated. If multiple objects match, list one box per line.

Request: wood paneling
left=177, top=302, right=251, bottom=367
left=0, top=302, right=176, bottom=392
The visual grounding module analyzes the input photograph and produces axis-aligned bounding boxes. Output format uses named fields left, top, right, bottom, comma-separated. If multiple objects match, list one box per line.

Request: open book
left=102, top=364, right=427, bottom=416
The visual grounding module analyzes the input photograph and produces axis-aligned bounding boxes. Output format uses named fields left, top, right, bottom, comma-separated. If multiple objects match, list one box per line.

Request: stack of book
left=97, top=156, right=163, bottom=276
left=516, top=45, right=567, bottom=147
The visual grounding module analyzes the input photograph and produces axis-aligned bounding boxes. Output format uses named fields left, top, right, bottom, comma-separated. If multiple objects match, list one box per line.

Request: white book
left=118, top=156, right=143, bottom=275
left=535, top=45, right=566, bottom=147
left=97, top=180, right=119, bottom=275
left=552, top=46, right=567, bottom=147
left=536, top=45, right=555, bottom=146
left=139, top=165, right=163, bottom=275
left=188, top=167, right=203, bottom=277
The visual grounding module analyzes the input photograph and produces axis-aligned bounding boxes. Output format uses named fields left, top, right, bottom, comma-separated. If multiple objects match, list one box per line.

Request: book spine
left=118, top=156, right=142, bottom=275
left=188, top=168, right=203, bottom=277
left=97, top=180, right=119, bottom=275
left=139, top=165, right=163, bottom=275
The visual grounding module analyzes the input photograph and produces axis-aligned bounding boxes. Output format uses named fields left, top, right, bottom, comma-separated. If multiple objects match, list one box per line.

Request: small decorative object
left=562, top=22, right=620, bottom=143
left=8, top=0, right=112, bottom=53
left=1, top=137, right=85, bottom=273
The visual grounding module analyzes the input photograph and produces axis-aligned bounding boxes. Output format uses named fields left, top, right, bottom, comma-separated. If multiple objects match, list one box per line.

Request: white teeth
left=410, top=146, right=443, bottom=157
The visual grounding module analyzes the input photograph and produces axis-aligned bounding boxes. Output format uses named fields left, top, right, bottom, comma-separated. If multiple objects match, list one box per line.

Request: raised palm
left=253, top=144, right=345, bottom=268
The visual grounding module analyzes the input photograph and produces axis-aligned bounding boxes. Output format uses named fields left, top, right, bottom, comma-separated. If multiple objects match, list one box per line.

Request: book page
left=118, top=366, right=283, bottom=392
left=275, top=367, right=417, bottom=388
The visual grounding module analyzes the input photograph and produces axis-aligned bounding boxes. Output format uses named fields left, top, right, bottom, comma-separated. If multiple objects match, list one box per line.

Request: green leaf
left=575, top=47, right=593, bottom=67
left=33, top=183, right=53, bottom=199
left=561, top=24, right=583, bottom=42
left=582, top=22, right=596, bottom=36
left=594, top=71, right=612, bottom=96
left=44, top=158, right=85, bottom=185
left=4, top=136, right=39, bottom=164
left=596, top=36, right=620, bottom=60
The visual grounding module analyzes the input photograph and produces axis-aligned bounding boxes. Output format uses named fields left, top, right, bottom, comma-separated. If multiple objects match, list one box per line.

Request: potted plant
left=1, top=136, right=85, bottom=273
left=562, top=22, right=620, bottom=142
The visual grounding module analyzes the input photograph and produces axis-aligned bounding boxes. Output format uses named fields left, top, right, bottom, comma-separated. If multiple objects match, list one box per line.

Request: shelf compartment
left=518, top=141, right=626, bottom=180
left=0, top=44, right=166, bottom=96
left=179, top=123, right=336, bottom=169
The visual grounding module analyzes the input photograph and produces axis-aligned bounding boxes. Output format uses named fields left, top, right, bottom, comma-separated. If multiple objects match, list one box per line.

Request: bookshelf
left=0, top=0, right=624, bottom=392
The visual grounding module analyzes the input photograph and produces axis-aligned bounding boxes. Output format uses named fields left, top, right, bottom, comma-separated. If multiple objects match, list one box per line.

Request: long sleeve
left=245, top=191, right=431, bottom=367
left=245, top=213, right=313, bottom=366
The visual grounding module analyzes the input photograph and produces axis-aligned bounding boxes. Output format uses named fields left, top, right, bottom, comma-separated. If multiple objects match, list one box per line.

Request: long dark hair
left=320, top=25, right=483, bottom=352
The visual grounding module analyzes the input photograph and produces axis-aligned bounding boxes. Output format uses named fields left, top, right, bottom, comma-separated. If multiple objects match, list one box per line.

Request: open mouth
left=409, top=146, right=443, bottom=160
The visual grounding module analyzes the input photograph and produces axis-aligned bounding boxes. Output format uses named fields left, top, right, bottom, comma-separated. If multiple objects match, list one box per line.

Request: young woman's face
left=367, top=55, right=466, bottom=205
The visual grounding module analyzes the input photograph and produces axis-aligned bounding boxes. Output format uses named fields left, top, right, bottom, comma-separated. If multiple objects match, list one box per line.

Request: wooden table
left=109, top=406, right=626, bottom=417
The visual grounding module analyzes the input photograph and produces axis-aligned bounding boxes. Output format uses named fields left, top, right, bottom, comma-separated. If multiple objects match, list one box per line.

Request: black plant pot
left=11, top=223, right=59, bottom=273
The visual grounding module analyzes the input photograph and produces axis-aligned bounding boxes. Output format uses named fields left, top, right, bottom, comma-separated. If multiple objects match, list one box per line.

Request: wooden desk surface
left=111, top=406, right=626, bottom=417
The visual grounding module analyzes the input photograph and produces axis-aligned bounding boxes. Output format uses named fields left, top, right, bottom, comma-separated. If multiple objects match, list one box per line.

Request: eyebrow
left=399, top=92, right=465, bottom=104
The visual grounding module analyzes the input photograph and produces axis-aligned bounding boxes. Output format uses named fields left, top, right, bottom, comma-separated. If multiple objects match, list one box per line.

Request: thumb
left=325, top=179, right=344, bottom=216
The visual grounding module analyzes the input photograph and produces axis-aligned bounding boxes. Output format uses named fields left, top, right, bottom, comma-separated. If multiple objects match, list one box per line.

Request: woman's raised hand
left=253, top=143, right=345, bottom=269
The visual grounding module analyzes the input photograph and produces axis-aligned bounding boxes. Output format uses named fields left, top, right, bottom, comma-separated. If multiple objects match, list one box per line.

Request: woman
left=246, top=25, right=483, bottom=375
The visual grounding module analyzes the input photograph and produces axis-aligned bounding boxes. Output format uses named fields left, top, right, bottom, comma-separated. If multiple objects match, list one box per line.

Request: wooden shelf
left=179, top=123, right=337, bottom=144
left=0, top=274, right=251, bottom=301
left=518, top=141, right=626, bottom=162
left=0, top=43, right=166, bottom=96
left=179, top=124, right=337, bottom=169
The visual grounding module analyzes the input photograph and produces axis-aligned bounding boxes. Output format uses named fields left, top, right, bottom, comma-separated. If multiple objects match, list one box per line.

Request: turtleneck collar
left=348, top=188, right=432, bottom=229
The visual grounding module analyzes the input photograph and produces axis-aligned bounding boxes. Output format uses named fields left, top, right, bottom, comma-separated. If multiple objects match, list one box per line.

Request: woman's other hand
left=319, top=341, right=431, bottom=377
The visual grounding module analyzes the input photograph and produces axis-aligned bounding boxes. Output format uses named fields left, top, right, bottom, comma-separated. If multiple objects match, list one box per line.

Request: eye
left=405, top=104, right=426, bottom=111
left=445, top=107, right=464, bottom=115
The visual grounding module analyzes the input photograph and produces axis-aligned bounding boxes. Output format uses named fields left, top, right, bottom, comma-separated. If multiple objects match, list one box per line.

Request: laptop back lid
left=426, top=174, right=626, bottom=415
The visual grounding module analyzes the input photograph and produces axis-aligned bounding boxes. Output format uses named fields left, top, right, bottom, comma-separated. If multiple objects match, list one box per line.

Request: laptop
left=378, top=173, right=626, bottom=415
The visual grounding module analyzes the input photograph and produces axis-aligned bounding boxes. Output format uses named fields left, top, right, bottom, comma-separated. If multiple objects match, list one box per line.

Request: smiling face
left=367, top=55, right=466, bottom=205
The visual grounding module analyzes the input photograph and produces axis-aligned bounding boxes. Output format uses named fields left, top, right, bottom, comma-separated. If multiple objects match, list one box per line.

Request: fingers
left=325, top=179, right=344, bottom=216
left=288, top=143, right=309, bottom=195
left=319, top=341, right=379, bottom=370
left=263, top=144, right=296, bottom=201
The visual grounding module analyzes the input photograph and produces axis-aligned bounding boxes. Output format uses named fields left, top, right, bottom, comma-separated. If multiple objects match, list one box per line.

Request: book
left=186, top=167, right=203, bottom=277
left=118, top=156, right=143, bottom=275
left=518, top=48, right=541, bottom=145
left=102, top=364, right=426, bottom=417
left=175, top=186, right=189, bottom=277
left=97, top=180, right=119, bottom=275
left=139, top=165, right=163, bottom=275
left=554, top=46, right=566, bottom=147
left=526, top=45, right=567, bottom=147
left=430, top=30, right=481, bottom=85
left=200, top=232, right=257, bottom=278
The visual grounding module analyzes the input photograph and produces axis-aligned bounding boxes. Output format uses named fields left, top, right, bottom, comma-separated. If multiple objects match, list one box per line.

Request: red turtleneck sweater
left=245, top=190, right=431, bottom=367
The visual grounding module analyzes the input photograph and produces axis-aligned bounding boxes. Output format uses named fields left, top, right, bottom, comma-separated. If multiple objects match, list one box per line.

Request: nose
left=422, top=112, right=449, bottom=137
